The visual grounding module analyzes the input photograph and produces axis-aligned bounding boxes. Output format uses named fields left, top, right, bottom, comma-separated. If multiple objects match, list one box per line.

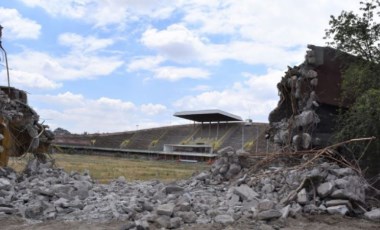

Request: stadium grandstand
left=53, top=110, right=274, bottom=161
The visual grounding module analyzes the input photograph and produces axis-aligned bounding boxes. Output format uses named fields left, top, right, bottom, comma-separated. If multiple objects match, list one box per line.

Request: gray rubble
left=0, top=147, right=378, bottom=229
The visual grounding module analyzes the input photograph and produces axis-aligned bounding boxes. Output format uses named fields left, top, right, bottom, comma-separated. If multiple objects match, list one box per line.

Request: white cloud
left=6, top=33, right=124, bottom=88
left=181, top=0, right=360, bottom=47
left=174, top=69, right=284, bottom=121
left=153, top=66, right=209, bottom=81
left=140, top=24, right=305, bottom=68
left=127, top=56, right=165, bottom=72
left=141, top=24, right=205, bottom=61
left=20, top=0, right=176, bottom=28
left=32, top=92, right=140, bottom=133
left=32, top=93, right=174, bottom=133
left=0, top=69, right=61, bottom=89
left=191, top=85, right=211, bottom=91
left=58, top=33, right=115, bottom=53
left=20, top=0, right=90, bottom=18
left=7, top=50, right=123, bottom=83
left=0, top=7, right=41, bottom=39
left=141, top=103, right=167, bottom=116
left=41, top=92, right=86, bottom=107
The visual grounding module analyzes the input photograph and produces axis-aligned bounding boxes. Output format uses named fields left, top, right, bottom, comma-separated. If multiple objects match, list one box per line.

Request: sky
left=0, top=0, right=360, bottom=133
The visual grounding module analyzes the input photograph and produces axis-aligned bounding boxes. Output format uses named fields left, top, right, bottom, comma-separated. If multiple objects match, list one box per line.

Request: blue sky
left=0, top=0, right=359, bottom=133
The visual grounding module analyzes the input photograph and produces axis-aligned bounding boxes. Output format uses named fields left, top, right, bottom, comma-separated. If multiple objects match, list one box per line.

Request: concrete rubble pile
left=267, top=45, right=356, bottom=151
left=1, top=147, right=380, bottom=229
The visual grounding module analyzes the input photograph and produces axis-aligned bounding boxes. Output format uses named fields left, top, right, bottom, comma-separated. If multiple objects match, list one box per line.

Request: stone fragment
left=135, top=220, right=150, bottom=230
left=169, top=217, right=182, bottom=229
left=325, top=199, right=352, bottom=209
left=227, top=194, right=240, bottom=207
left=297, top=188, right=308, bottom=204
left=334, top=178, right=348, bottom=189
left=294, top=110, right=319, bottom=127
left=301, top=133, right=312, bottom=149
left=305, top=70, right=318, bottom=78
left=310, top=78, right=318, bottom=87
left=196, top=215, right=211, bottom=224
left=257, top=199, right=275, bottom=212
left=157, top=203, right=175, bottom=216
left=155, top=215, right=170, bottom=228
left=257, top=209, right=282, bottom=220
left=178, top=211, right=197, bottom=223
left=233, top=184, right=258, bottom=201
left=25, top=201, right=44, bottom=219
left=206, top=209, right=220, bottom=218
left=0, top=178, right=11, bottom=190
left=195, top=172, right=209, bottom=181
left=281, top=205, right=290, bottom=219
left=214, top=214, right=234, bottom=225
left=331, top=168, right=355, bottom=177
left=143, top=202, right=154, bottom=212
left=0, top=207, right=16, bottom=214
left=303, top=204, right=318, bottom=214
left=120, top=221, right=136, bottom=230
left=219, top=165, right=229, bottom=174
left=261, top=184, right=275, bottom=194
left=289, top=203, right=302, bottom=216
left=327, top=205, right=348, bottom=216
left=165, top=185, right=184, bottom=194
left=317, top=182, right=334, bottom=197
left=364, top=208, right=380, bottom=222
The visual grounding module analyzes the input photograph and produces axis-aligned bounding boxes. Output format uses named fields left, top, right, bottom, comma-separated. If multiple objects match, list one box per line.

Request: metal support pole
left=255, top=126, right=259, bottom=153
left=241, top=124, right=244, bottom=150
left=0, top=25, right=11, bottom=90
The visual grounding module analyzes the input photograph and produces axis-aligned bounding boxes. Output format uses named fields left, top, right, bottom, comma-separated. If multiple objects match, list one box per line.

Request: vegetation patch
left=9, top=153, right=209, bottom=183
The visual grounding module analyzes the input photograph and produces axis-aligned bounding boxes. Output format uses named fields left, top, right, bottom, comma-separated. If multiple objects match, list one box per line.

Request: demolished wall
left=268, top=45, right=358, bottom=150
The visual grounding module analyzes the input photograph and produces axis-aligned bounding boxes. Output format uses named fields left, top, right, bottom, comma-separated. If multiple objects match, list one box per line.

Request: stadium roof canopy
left=174, top=109, right=242, bottom=122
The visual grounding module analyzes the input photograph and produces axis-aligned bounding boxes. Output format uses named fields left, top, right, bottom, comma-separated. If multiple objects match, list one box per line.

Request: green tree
left=324, top=0, right=380, bottom=177
left=324, top=0, right=380, bottom=62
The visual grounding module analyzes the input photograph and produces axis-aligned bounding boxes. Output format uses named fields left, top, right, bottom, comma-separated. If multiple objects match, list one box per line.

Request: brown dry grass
left=8, top=153, right=210, bottom=183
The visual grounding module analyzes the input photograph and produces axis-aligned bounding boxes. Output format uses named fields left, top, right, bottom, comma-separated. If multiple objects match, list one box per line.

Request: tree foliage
left=324, top=0, right=380, bottom=62
left=324, top=0, right=380, bottom=175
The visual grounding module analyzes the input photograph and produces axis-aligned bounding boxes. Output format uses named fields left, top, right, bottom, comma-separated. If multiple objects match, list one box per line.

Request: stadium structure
left=53, top=110, right=274, bottom=161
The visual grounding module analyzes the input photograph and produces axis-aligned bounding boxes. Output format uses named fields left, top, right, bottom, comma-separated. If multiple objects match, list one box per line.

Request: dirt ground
left=1, top=214, right=379, bottom=230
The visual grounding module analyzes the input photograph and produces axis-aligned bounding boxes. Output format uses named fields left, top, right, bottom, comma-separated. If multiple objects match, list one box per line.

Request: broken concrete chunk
left=301, top=133, right=312, bottom=149
left=214, top=214, right=234, bottom=225
left=156, top=203, right=175, bottom=216
left=297, top=188, right=308, bottom=205
left=334, top=178, right=349, bottom=189
left=294, top=110, right=320, bottom=127
left=225, top=163, right=241, bottom=178
left=281, top=205, right=290, bottom=219
left=155, top=215, right=171, bottom=228
left=261, top=183, right=275, bottom=194
left=165, top=185, right=184, bottom=195
left=364, top=208, right=380, bottom=222
left=310, top=78, right=318, bottom=87
left=258, top=199, right=275, bottom=212
left=325, top=200, right=352, bottom=209
left=305, top=70, right=318, bottom=78
left=331, top=168, right=355, bottom=177
left=178, top=211, right=197, bottom=223
left=0, top=178, right=11, bottom=190
left=317, top=182, right=334, bottom=197
left=233, top=184, right=259, bottom=201
left=169, top=217, right=182, bottom=229
left=257, top=209, right=282, bottom=220
left=327, top=205, right=349, bottom=216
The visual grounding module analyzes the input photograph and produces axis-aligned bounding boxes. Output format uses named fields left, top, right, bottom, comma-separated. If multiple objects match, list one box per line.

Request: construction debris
left=267, top=45, right=359, bottom=150
left=0, top=146, right=379, bottom=229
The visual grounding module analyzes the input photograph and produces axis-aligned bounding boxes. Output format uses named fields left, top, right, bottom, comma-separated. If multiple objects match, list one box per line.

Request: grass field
left=8, top=153, right=210, bottom=183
